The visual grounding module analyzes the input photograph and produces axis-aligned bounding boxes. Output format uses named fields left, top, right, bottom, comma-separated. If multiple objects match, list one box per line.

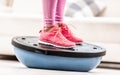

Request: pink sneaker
left=59, top=23, right=83, bottom=44
left=39, top=26, right=75, bottom=48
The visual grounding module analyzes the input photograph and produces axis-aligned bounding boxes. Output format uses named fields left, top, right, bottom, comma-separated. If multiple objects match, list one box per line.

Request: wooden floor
left=0, top=60, right=120, bottom=75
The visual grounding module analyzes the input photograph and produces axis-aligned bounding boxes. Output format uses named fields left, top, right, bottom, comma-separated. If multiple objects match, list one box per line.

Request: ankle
left=57, top=23, right=63, bottom=27
left=44, top=26, right=54, bottom=32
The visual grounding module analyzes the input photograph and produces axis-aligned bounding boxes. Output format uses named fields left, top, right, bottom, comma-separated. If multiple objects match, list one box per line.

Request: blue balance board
left=12, top=36, right=106, bottom=72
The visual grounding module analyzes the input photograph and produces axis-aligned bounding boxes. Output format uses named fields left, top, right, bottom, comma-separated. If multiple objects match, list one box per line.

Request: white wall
left=12, top=0, right=42, bottom=14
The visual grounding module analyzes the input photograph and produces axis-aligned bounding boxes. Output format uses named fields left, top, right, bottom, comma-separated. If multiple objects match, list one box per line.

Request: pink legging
left=42, top=0, right=66, bottom=27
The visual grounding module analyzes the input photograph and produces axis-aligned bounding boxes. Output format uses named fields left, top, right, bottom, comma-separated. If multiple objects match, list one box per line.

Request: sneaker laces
left=53, top=28, right=60, bottom=40
left=52, top=27, right=69, bottom=43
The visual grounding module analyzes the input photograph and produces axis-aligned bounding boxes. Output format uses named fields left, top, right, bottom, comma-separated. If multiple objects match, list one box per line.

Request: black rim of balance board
left=12, top=36, right=106, bottom=58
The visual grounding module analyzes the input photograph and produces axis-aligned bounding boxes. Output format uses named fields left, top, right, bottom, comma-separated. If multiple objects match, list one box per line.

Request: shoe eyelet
left=39, top=30, right=42, bottom=33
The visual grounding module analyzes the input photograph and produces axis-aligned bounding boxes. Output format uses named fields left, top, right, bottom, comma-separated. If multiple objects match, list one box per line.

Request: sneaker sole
left=39, top=41, right=75, bottom=48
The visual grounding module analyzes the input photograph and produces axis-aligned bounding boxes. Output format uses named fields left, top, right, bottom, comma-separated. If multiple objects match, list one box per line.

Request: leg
left=42, top=0, right=57, bottom=27
left=40, top=0, right=75, bottom=48
left=55, top=0, right=66, bottom=24
left=55, top=0, right=83, bottom=43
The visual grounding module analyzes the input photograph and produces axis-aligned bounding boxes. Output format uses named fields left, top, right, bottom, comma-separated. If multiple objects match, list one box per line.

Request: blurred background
left=0, top=0, right=120, bottom=71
